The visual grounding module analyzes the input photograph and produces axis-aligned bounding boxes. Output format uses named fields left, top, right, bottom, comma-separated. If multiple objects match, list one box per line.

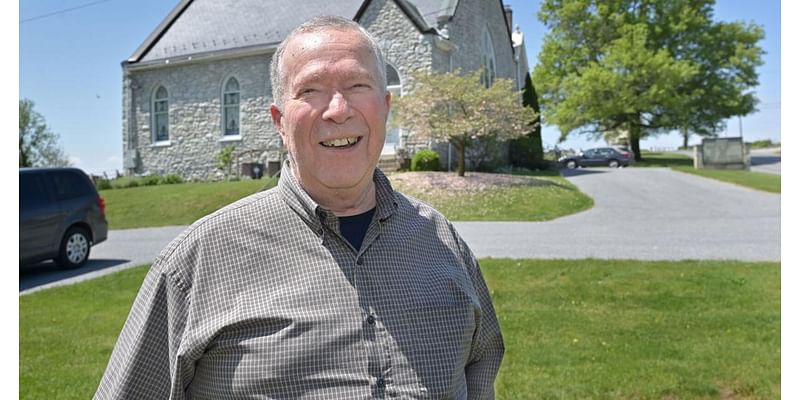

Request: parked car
left=558, top=146, right=634, bottom=169
left=19, top=167, right=108, bottom=269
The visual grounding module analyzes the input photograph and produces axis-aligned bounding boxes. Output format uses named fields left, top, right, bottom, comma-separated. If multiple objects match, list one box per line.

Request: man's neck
left=296, top=170, right=377, bottom=217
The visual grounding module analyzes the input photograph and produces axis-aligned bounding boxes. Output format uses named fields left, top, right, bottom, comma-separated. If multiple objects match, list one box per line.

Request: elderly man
left=96, top=16, right=503, bottom=399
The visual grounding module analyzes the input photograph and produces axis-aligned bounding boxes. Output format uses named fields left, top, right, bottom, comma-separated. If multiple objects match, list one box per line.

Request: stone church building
left=122, top=0, right=529, bottom=179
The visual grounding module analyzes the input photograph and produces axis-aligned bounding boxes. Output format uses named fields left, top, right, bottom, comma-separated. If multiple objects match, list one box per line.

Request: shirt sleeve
left=94, top=259, right=193, bottom=400
left=458, top=234, right=505, bottom=400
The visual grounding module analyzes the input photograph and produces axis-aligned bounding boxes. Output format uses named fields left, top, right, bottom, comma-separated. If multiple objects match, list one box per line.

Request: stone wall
left=122, top=0, right=520, bottom=178
left=447, top=0, right=517, bottom=86
left=124, top=53, right=282, bottom=180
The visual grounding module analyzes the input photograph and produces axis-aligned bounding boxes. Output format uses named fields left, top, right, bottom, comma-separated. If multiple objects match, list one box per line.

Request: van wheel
left=56, top=227, right=91, bottom=269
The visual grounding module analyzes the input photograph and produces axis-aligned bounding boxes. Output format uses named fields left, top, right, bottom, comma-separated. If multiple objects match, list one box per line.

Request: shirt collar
left=278, top=160, right=398, bottom=233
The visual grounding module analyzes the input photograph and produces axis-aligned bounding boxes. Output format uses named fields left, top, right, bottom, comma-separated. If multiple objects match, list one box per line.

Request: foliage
left=19, top=99, right=71, bottom=167
left=509, top=73, right=546, bottom=169
left=466, top=136, right=505, bottom=172
left=410, top=149, right=440, bottom=171
left=391, top=69, right=537, bottom=176
left=20, top=259, right=779, bottom=399
left=750, top=139, right=778, bottom=149
left=95, top=179, right=112, bottom=190
left=99, top=178, right=277, bottom=229
left=142, top=175, right=161, bottom=186
left=160, top=174, right=184, bottom=185
left=216, top=145, right=237, bottom=178
left=533, top=0, right=764, bottom=160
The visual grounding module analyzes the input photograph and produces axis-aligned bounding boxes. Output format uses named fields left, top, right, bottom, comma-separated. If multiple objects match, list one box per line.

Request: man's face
left=271, top=28, right=391, bottom=195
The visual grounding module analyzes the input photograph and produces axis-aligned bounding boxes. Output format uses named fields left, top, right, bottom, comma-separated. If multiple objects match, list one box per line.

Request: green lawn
left=100, top=172, right=593, bottom=228
left=100, top=177, right=277, bottom=229
left=635, top=152, right=780, bottom=193
left=673, top=166, right=781, bottom=193
left=390, top=172, right=594, bottom=221
left=20, top=259, right=780, bottom=399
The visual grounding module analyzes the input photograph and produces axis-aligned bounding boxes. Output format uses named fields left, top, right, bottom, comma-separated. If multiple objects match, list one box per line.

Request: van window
left=51, top=171, right=93, bottom=200
left=20, top=173, right=49, bottom=208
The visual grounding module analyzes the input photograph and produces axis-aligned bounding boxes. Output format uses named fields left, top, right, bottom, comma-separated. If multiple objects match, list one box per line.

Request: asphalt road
left=20, top=166, right=781, bottom=294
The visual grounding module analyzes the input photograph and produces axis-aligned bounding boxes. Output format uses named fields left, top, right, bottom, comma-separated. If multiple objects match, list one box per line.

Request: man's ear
left=270, top=103, right=284, bottom=135
left=384, top=91, right=392, bottom=121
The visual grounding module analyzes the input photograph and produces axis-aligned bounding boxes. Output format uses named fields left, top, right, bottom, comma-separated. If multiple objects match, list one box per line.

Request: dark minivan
left=20, top=168, right=108, bottom=269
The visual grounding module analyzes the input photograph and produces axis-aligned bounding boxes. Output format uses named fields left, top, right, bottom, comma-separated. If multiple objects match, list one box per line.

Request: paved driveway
left=455, top=167, right=780, bottom=261
left=20, top=167, right=780, bottom=294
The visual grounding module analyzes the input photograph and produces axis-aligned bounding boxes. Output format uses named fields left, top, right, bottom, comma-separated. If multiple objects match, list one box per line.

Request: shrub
left=123, top=179, right=140, bottom=188
left=411, top=149, right=440, bottom=171
left=142, top=175, right=161, bottom=186
left=160, top=174, right=183, bottom=185
left=96, top=179, right=112, bottom=190
left=751, top=139, right=778, bottom=149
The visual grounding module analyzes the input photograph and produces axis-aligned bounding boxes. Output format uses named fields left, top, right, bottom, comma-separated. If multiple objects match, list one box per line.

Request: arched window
left=223, top=77, right=240, bottom=136
left=480, top=28, right=496, bottom=88
left=384, top=64, right=403, bottom=154
left=152, top=86, right=169, bottom=142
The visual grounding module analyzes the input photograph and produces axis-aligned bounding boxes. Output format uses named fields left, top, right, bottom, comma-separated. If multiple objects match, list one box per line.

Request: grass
left=19, top=266, right=150, bottom=400
left=20, top=259, right=779, bottom=399
left=390, top=171, right=594, bottom=221
left=99, top=171, right=592, bottom=228
left=673, top=167, right=781, bottom=193
left=100, top=177, right=277, bottom=229
left=635, top=151, right=780, bottom=193
left=482, top=258, right=780, bottom=399
left=634, top=151, right=695, bottom=168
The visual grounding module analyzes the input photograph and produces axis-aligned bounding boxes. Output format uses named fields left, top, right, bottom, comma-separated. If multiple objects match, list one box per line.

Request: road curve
left=455, top=167, right=780, bottom=261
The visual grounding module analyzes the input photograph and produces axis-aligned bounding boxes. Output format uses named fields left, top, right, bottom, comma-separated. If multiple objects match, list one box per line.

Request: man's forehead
left=285, top=28, right=369, bottom=55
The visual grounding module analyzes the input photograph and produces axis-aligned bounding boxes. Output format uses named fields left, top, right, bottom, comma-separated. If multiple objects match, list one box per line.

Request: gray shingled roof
left=127, top=0, right=480, bottom=66
left=131, top=0, right=364, bottom=64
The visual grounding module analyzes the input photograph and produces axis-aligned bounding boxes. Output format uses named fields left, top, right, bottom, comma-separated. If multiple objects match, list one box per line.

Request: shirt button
left=377, top=377, right=385, bottom=388
left=367, top=315, right=376, bottom=325
left=356, top=258, right=364, bottom=266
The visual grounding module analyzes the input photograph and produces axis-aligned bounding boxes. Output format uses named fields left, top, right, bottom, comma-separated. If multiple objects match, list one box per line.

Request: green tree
left=510, top=72, right=545, bottom=169
left=391, top=69, right=537, bottom=176
left=19, top=99, right=71, bottom=167
left=533, top=0, right=764, bottom=160
left=216, top=145, right=237, bottom=179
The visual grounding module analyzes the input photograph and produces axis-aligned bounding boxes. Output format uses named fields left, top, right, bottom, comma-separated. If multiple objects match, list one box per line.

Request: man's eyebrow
left=292, top=67, right=376, bottom=89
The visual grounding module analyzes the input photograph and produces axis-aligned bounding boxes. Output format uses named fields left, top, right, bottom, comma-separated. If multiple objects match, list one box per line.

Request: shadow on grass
left=635, top=152, right=694, bottom=168
left=20, top=258, right=130, bottom=292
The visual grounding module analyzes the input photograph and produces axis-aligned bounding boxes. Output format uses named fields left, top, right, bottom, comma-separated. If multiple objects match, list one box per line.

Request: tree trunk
left=682, top=127, right=689, bottom=149
left=457, top=137, right=466, bottom=177
left=628, top=123, right=642, bottom=161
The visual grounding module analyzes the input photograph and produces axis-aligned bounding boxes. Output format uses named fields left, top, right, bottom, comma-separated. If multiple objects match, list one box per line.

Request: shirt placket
left=356, top=220, right=395, bottom=398
left=320, top=212, right=394, bottom=398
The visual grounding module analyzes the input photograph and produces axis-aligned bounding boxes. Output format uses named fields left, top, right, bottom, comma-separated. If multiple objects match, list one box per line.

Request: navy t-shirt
left=338, top=208, right=376, bottom=251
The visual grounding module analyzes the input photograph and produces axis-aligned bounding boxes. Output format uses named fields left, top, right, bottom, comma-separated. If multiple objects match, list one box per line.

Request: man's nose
left=322, top=91, right=353, bottom=123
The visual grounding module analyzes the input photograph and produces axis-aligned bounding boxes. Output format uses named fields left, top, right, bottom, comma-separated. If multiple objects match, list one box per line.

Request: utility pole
left=738, top=115, right=743, bottom=137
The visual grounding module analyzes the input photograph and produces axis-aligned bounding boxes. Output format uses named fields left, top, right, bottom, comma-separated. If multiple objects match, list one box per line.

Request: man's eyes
left=295, top=83, right=372, bottom=98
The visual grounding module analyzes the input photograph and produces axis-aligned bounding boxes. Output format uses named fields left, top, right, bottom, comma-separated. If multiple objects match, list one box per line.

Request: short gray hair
left=270, top=15, right=387, bottom=111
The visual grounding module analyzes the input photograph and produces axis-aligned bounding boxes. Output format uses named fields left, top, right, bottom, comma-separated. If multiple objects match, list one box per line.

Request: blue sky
left=19, top=0, right=781, bottom=175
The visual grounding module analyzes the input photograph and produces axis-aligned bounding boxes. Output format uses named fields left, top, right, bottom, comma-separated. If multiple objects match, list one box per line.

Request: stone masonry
left=123, top=0, right=524, bottom=179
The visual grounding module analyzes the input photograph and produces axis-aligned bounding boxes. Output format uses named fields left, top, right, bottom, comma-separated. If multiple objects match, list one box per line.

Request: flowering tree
left=391, top=69, right=537, bottom=176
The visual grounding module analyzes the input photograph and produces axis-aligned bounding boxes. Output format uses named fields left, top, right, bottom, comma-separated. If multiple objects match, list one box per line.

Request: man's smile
left=320, top=136, right=362, bottom=148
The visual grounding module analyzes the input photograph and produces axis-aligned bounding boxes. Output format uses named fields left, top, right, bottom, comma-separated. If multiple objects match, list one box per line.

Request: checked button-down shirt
left=95, top=162, right=504, bottom=399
